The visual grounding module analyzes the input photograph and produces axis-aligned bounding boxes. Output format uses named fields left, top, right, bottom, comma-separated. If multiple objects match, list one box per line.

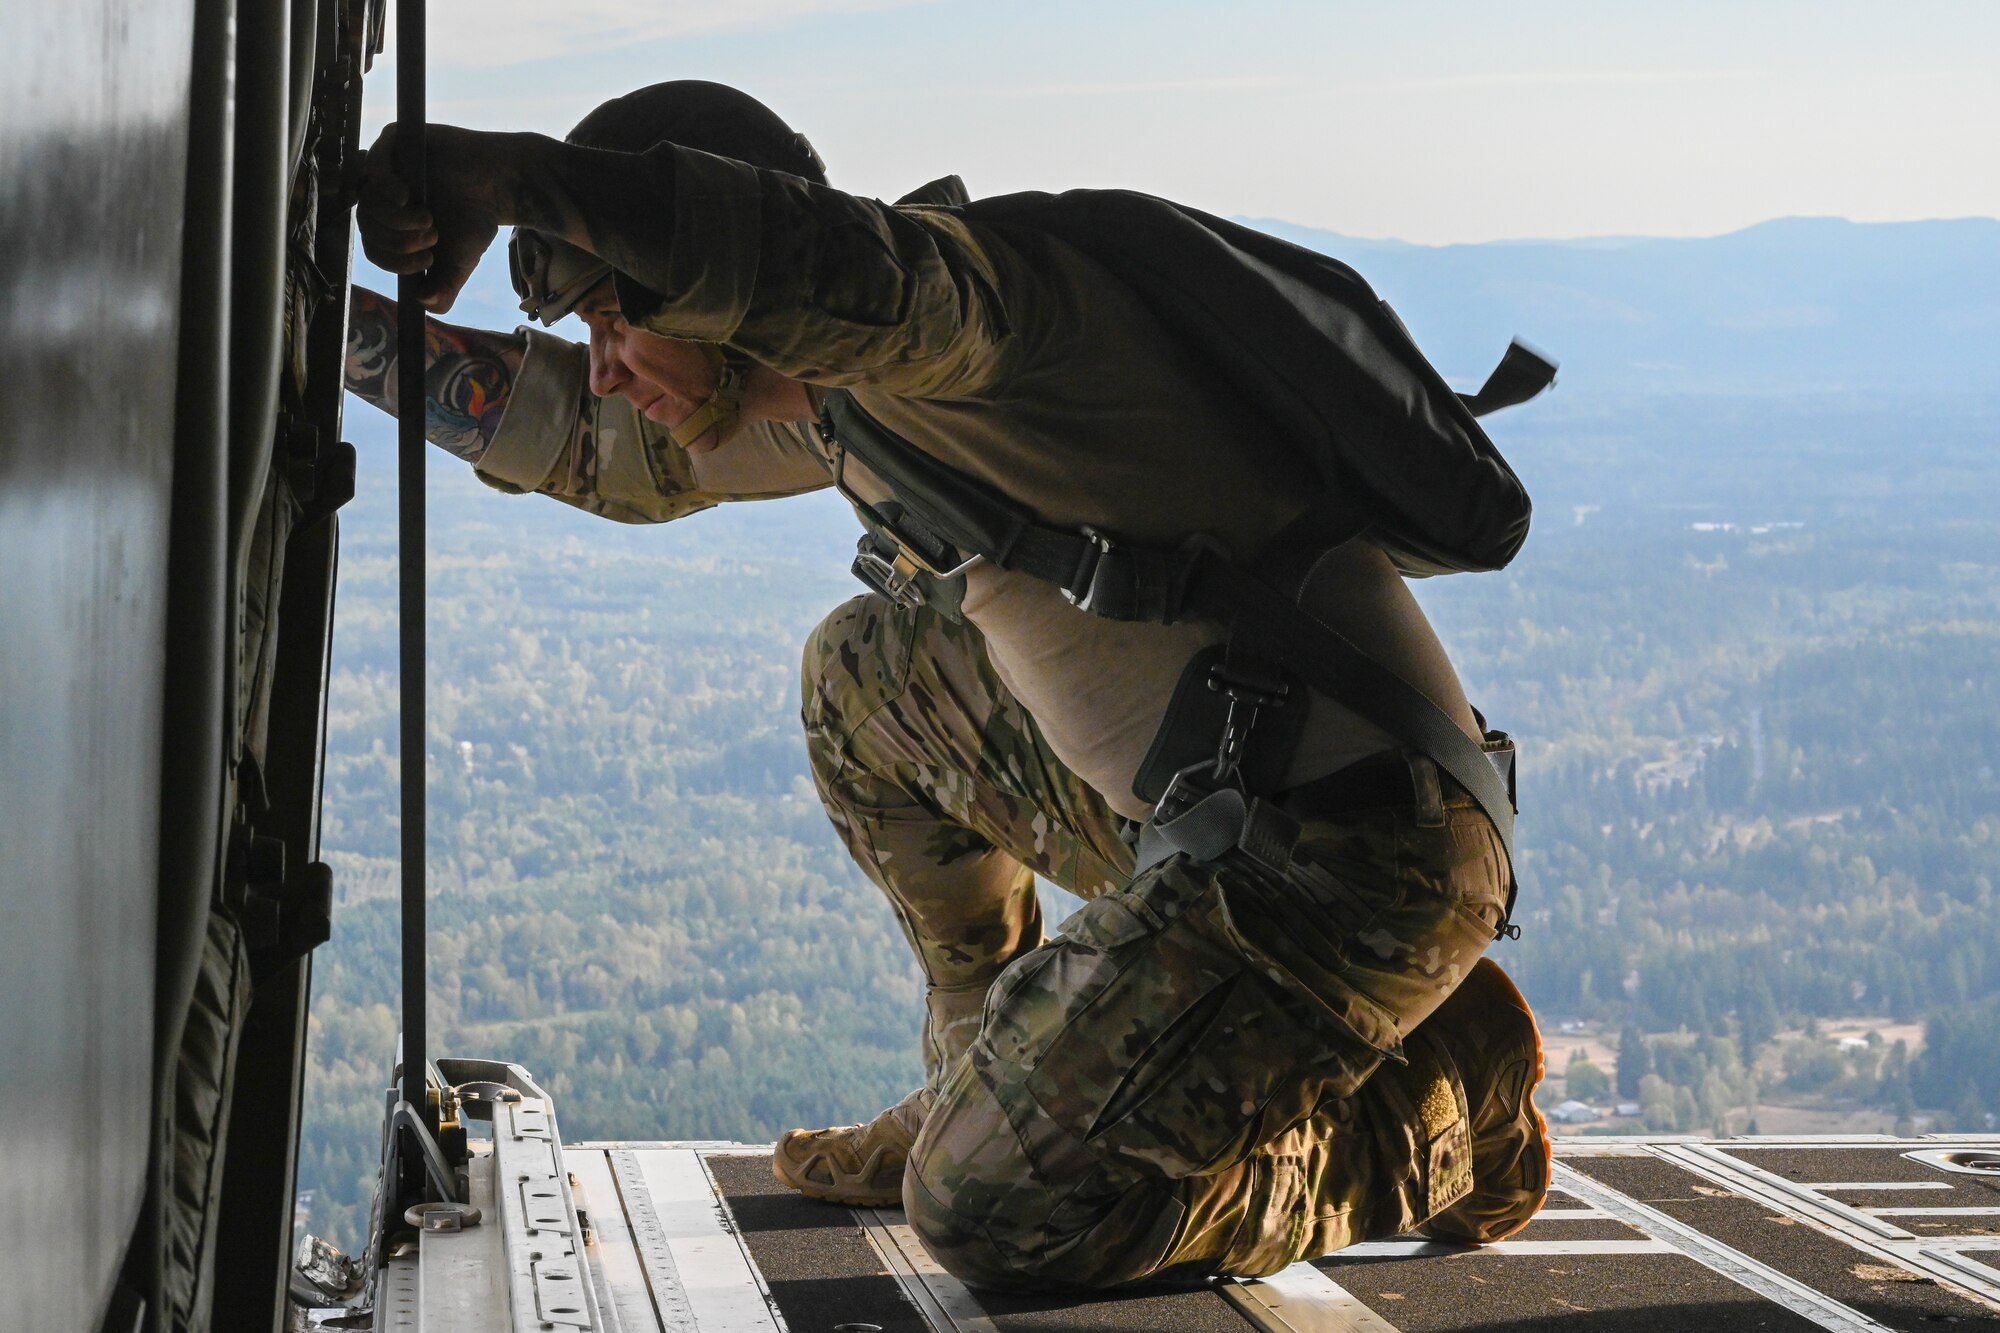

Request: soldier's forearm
left=498, top=135, right=681, bottom=301
left=344, top=285, right=529, bottom=462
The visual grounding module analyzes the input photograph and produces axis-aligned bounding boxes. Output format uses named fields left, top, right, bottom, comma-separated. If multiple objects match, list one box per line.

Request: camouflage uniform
left=468, top=147, right=1529, bottom=1286
left=801, top=592, right=1134, bottom=1085
left=804, top=591, right=1510, bottom=1289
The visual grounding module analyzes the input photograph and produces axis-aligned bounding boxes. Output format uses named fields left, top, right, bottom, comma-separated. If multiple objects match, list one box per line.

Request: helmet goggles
left=508, top=227, right=614, bottom=326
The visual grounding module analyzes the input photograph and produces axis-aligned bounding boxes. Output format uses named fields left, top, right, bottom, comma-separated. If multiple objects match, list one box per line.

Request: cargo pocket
left=1220, top=1155, right=1311, bottom=1278
left=1035, top=1165, right=1191, bottom=1289
left=981, top=940, right=1059, bottom=1027
left=1019, top=873, right=1368, bottom=1179
left=1072, top=967, right=1347, bottom=1178
left=1214, top=866, right=1411, bottom=1066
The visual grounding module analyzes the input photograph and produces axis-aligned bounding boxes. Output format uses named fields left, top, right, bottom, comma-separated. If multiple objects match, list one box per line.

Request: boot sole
left=776, top=1178, right=904, bottom=1207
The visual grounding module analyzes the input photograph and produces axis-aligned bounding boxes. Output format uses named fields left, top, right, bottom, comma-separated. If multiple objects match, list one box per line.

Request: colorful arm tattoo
left=344, top=286, right=528, bottom=463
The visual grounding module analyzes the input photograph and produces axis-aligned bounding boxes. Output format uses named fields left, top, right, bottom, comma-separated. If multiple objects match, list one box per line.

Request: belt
left=1134, top=750, right=1514, bottom=941
left=1275, top=750, right=1469, bottom=819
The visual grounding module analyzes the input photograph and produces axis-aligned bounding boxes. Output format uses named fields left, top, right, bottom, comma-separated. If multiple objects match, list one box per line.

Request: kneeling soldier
left=349, top=80, right=1549, bottom=1290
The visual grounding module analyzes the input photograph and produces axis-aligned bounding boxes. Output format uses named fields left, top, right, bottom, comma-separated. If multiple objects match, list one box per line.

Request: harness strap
left=1103, top=528, right=1520, bottom=898
left=1182, top=555, right=1518, bottom=877
left=1460, top=340, right=1558, bottom=419
left=820, top=391, right=1519, bottom=900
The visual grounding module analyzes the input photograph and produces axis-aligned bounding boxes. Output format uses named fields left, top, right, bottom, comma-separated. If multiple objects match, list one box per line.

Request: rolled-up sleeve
left=470, top=321, right=830, bottom=524
left=476, top=326, right=590, bottom=493
left=634, top=145, right=1026, bottom=402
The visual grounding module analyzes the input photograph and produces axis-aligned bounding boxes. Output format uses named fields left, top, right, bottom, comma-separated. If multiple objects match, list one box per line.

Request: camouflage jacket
left=459, top=149, right=1482, bottom=819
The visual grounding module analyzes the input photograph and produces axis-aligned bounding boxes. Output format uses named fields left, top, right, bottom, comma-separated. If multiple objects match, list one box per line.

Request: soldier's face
left=574, top=280, right=717, bottom=428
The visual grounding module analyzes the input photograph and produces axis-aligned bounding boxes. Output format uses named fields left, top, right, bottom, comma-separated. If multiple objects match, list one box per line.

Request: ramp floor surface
left=547, top=1136, right=2000, bottom=1333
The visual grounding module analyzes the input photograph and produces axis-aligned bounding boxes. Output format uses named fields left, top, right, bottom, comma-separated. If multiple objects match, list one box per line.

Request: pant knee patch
left=996, top=881, right=1368, bottom=1180
left=801, top=592, right=919, bottom=741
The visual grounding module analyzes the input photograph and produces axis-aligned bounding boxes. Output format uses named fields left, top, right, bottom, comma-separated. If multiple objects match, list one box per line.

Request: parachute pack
left=964, top=187, right=1552, bottom=576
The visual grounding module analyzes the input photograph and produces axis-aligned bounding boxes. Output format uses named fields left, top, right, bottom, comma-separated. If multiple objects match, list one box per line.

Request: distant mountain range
left=412, top=214, right=2000, bottom=399
left=1243, top=216, right=2000, bottom=395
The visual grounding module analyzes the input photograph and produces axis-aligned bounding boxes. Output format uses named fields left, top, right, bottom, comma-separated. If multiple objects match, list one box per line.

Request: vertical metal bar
left=394, top=0, right=430, bottom=1145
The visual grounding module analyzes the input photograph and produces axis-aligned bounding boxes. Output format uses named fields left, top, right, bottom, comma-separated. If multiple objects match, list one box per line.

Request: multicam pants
left=801, top=593, right=1510, bottom=1289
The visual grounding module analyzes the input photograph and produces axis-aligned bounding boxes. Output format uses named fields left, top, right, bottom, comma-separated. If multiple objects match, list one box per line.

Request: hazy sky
left=363, top=0, right=1998, bottom=245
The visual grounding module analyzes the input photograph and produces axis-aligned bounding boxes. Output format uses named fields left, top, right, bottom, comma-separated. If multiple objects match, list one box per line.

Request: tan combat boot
left=772, top=1087, right=934, bottom=1206
left=1417, top=957, right=1551, bottom=1244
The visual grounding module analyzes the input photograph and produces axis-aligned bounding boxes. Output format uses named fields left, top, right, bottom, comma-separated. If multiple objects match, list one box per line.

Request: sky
left=357, top=0, right=2000, bottom=246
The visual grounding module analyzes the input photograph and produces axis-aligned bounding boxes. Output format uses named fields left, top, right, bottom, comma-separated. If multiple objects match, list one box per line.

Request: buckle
left=1061, top=528, right=1114, bottom=610
left=1206, top=662, right=1289, bottom=786
left=1164, top=534, right=1225, bottom=624
left=1481, top=729, right=1518, bottom=812
left=879, top=521, right=979, bottom=580
left=1134, top=779, right=1299, bottom=877
left=1064, top=530, right=1224, bottom=623
left=1063, top=527, right=1147, bottom=618
left=823, top=425, right=980, bottom=586
left=851, top=537, right=928, bottom=610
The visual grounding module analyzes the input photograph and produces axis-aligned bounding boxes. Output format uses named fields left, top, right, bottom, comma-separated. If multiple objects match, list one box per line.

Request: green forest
left=296, top=387, right=2000, bottom=1250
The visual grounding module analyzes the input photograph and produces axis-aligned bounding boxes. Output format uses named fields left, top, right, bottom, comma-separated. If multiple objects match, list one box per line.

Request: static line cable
left=394, top=0, right=431, bottom=1159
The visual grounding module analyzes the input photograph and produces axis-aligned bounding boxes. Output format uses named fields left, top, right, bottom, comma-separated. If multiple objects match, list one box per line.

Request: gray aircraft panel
left=0, top=0, right=198, bottom=1327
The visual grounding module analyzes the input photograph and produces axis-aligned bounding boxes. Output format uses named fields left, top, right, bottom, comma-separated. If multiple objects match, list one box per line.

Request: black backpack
left=961, top=188, right=1551, bottom=576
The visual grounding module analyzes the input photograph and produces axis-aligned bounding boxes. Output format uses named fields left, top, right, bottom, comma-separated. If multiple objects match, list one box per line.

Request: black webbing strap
left=1459, top=340, right=1558, bottom=419
left=1181, top=559, right=1516, bottom=870
left=822, top=393, right=1034, bottom=568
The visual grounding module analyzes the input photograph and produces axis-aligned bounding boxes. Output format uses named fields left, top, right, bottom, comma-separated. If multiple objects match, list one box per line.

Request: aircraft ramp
left=340, top=1130, right=2000, bottom=1333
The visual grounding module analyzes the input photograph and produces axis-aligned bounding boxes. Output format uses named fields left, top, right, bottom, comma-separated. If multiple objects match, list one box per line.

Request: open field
left=1540, top=1016, right=1934, bottom=1138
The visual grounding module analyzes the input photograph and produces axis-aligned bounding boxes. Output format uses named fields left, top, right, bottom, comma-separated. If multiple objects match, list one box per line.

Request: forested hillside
left=295, top=249, right=1999, bottom=1251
